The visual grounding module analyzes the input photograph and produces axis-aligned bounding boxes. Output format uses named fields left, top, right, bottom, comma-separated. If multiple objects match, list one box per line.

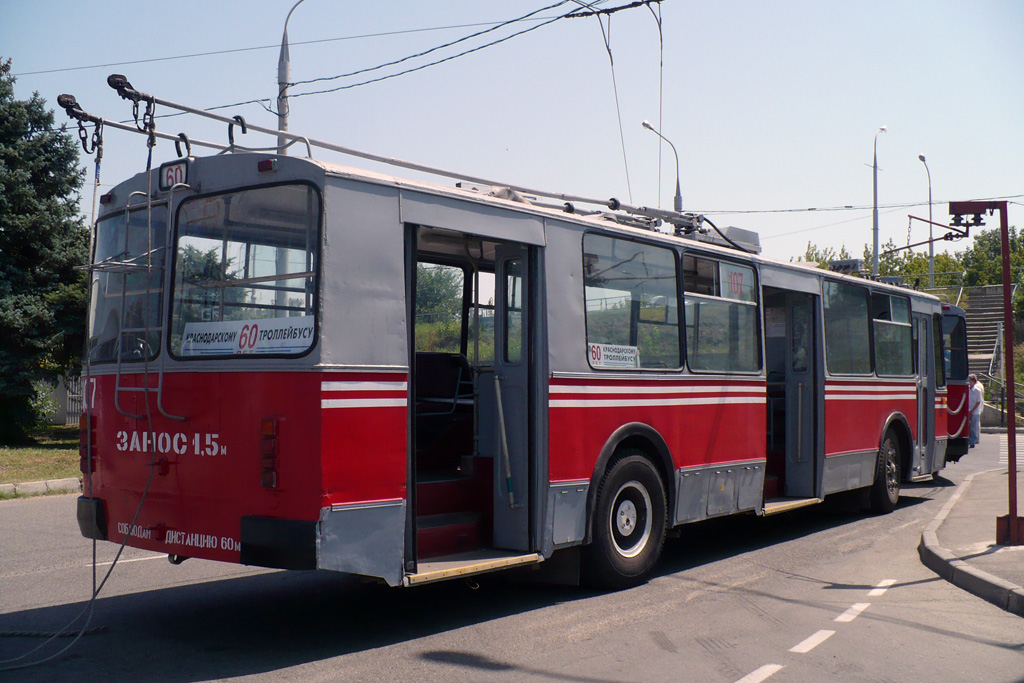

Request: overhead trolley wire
left=12, top=16, right=574, bottom=77
left=283, top=3, right=609, bottom=101
left=284, top=0, right=578, bottom=91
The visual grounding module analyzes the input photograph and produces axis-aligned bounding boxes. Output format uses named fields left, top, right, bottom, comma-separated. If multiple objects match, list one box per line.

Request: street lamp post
left=919, top=154, right=933, bottom=287
left=278, top=0, right=307, bottom=155
left=642, top=120, right=682, bottom=213
left=872, top=125, right=887, bottom=277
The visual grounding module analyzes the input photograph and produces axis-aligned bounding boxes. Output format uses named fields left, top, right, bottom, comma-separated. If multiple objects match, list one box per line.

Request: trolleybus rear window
left=87, top=206, right=168, bottom=363
left=169, top=184, right=320, bottom=358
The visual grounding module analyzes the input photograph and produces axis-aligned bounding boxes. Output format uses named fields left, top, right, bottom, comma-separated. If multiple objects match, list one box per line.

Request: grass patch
left=0, top=425, right=81, bottom=485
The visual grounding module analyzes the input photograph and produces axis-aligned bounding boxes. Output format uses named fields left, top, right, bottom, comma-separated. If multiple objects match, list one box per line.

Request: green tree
left=958, top=225, right=1024, bottom=287
left=795, top=241, right=851, bottom=269
left=0, top=59, right=88, bottom=442
left=859, top=240, right=963, bottom=288
left=416, top=263, right=463, bottom=322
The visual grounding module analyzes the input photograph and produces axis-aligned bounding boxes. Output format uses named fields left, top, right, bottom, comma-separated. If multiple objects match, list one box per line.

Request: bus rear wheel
left=585, top=452, right=667, bottom=589
left=869, top=429, right=901, bottom=513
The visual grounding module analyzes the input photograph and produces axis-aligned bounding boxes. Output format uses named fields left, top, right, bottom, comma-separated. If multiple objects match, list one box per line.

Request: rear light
left=260, top=418, right=278, bottom=488
left=79, top=413, right=97, bottom=474
left=99, top=192, right=113, bottom=205
left=257, top=159, right=277, bottom=173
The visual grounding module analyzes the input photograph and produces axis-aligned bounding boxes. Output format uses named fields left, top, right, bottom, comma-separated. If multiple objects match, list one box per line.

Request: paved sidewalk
left=919, top=458, right=1024, bottom=616
left=0, top=477, right=81, bottom=496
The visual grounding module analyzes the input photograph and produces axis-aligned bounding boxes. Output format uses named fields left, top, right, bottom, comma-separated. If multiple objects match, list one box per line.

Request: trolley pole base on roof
left=995, top=515, right=1024, bottom=546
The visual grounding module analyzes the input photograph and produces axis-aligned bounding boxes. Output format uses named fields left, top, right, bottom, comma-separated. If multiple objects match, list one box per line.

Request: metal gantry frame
left=948, top=200, right=1021, bottom=546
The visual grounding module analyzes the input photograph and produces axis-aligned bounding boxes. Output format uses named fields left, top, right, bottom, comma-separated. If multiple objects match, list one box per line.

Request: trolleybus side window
left=681, top=254, right=760, bottom=373
left=871, top=293, right=913, bottom=376
left=504, top=258, right=523, bottom=364
left=583, top=234, right=680, bottom=370
left=87, top=206, right=168, bottom=363
left=823, top=280, right=871, bottom=375
left=169, top=184, right=320, bottom=358
left=415, top=262, right=467, bottom=355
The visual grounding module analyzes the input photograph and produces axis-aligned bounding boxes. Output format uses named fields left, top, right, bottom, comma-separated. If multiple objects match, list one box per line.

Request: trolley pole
left=950, top=200, right=1021, bottom=545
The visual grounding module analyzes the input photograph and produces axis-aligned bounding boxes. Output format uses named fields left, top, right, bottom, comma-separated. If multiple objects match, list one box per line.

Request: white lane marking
left=90, top=554, right=165, bottom=567
left=734, top=664, right=785, bottom=683
left=868, top=579, right=897, bottom=596
left=789, top=629, right=835, bottom=654
left=834, top=602, right=870, bottom=622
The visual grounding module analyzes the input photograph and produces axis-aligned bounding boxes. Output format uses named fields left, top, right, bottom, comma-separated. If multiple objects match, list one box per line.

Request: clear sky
left=4, top=0, right=1022, bottom=265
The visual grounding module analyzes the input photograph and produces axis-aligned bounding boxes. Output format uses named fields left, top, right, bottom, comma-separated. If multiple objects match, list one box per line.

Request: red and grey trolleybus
left=72, top=80, right=950, bottom=589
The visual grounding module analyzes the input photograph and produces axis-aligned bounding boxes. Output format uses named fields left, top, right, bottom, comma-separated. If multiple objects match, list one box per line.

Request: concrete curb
left=918, top=470, right=1024, bottom=617
left=0, top=477, right=82, bottom=497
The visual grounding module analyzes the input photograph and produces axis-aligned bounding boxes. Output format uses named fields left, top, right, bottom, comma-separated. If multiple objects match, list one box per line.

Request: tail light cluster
left=260, top=418, right=279, bottom=488
left=79, top=413, right=97, bottom=474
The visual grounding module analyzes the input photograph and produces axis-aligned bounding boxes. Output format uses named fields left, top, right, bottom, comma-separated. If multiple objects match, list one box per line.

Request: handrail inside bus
left=179, top=270, right=315, bottom=290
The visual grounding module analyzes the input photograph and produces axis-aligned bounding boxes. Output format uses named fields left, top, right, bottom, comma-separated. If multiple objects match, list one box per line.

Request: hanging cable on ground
left=0, top=97, right=166, bottom=674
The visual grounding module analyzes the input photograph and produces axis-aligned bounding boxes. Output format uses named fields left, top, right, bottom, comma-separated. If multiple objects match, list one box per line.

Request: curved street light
left=278, top=0, right=307, bottom=155
left=872, top=125, right=887, bottom=276
left=919, top=154, right=933, bottom=287
left=642, top=120, right=682, bottom=212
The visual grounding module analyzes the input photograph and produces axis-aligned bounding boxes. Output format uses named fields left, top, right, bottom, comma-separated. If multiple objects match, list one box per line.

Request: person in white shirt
left=968, top=374, right=984, bottom=448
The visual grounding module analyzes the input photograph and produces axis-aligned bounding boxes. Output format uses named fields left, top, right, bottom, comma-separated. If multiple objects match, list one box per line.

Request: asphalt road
left=2, top=441, right=1022, bottom=682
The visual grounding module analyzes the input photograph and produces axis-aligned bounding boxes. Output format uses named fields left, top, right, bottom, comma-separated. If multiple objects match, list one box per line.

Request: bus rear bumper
left=77, top=496, right=108, bottom=540
left=945, top=437, right=969, bottom=462
left=240, top=516, right=317, bottom=570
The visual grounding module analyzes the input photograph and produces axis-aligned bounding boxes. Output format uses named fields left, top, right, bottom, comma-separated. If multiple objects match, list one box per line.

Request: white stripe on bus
left=826, top=394, right=916, bottom=401
left=321, top=381, right=407, bottom=392
left=321, top=398, right=408, bottom=409
left=549, top=384, right=764, bottom=395
left=550, top=396, right=766, bottom=408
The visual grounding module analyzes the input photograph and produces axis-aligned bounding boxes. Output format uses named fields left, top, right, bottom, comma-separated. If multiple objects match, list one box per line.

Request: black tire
left=584, top=452, right=667, bottom=589
left=869, top=429, right=901, bottom=513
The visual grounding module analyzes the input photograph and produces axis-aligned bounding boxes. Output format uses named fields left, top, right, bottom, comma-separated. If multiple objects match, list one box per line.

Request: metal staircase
left=964, top=285, right=1006, bottom=377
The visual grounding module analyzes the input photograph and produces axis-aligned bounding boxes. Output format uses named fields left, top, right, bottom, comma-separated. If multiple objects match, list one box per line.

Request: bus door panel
left=785, top=292, right=819, bottom=497
left=914, top=314, right=936, bottom=475
left=491, top=243, right=531, bottom=550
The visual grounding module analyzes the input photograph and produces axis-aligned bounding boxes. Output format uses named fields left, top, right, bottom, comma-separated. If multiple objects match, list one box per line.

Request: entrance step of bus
left=417, top=472, right=481, bottom=517
left=404, top=550, right=543, bottom=587
left=417, top=512, right=483, bottom=559
left=762, top=497, right=822, bottom=516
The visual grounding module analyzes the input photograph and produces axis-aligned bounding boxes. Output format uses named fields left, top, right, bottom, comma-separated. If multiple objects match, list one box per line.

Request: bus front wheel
left=584, top=452, right=667, bottom=589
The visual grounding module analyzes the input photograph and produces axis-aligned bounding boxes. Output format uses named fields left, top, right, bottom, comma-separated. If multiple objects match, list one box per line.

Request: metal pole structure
left=872, top=126, right=887, bottom=277
left=642, top=120, right=682, bottom=212
left=950, top=200, right=1020, bottom=545
left=278, top=0, right=306, bottom=155
left=919, top=154, right=933, bottom=287
left=997, top=201, right=1020, bottom=545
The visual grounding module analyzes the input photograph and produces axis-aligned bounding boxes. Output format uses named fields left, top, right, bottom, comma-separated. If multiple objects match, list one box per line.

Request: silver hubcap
left=609, top=480, right=653, bottom=558
left=616, top=500, right=637, bottom=536
left=884, top=440, right=899, bottom=498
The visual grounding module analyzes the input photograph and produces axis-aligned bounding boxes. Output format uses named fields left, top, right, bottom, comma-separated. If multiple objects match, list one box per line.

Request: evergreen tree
left=0, top=59, right=89, bottom=442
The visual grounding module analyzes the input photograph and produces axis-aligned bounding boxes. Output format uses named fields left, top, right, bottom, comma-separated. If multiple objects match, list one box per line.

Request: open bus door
left=407, top=224, right=541, bottom=585
left=489, top=243, right=532, bottom=550
left=912, top=313, right=938, bottom=479
left=764, top=287, right=823, bottom=513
